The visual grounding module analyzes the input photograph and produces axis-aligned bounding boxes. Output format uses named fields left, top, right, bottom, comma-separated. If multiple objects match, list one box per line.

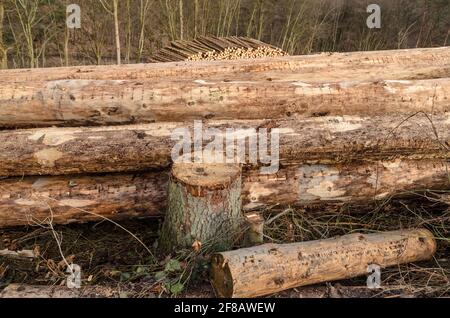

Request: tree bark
left=243, top=212, right=264, bottom=246
left=242, top=159, right=450, bottom=210
left=0, top=159, right=448, bottom=228
left=0, top=46, right=447, bottom=83
left=0, top=283, right=418, bottom=298
left=0, top=284, right=122, bottom=298
left=0, top=115, right=448, bottom=177
left=159, top=164, right=242, bottom=252
left=210, top=229, right=436, bottom=298
left=0, top=1, right=8, bottom=69
left=0, top=77, right=448, bottom=128
left=113, top=0, right=121, bottom=65
left=0, top=172, right=167, bottom=228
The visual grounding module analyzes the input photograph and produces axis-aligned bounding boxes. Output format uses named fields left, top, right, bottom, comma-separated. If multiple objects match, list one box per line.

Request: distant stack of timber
left=147, top=36, right=287, bottom=63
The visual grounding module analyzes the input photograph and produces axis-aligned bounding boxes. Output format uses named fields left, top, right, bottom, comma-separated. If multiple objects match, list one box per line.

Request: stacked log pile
left=0, top=44, right=448, bottom=298
left=148, top=36, right=287, bottom=63
left=0, top=46, right=448, bottom=228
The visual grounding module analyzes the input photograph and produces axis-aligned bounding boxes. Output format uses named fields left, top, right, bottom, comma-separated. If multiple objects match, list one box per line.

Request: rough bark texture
left=0, top=159, right=447, bottom=228
left=0, top=284, right=121, bottom=298
left=211, top=229, right=436, bottom=298
left=1, top=47, right=448, bottom=83
left=159, top=164, right=243, bottom=252
left=0, top=172, right=167, bottom=227
left=0, top=283, right=417, bottom=298
left=243, top=213, right=264, bottom=246
left=0, top=77, right=448, bottom=128
left=242, top=159, right=450, bottom=210
left=0, top=114, right=449, bottom=177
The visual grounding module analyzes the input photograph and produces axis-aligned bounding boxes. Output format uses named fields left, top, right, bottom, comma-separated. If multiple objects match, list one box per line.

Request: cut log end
left=211, top=254, right=235, bottom=298
left=172, top=163, right=242, bottom=196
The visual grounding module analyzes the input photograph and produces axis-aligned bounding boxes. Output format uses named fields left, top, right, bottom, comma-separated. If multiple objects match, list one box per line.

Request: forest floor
left=1, top=193, right=449, bottom=298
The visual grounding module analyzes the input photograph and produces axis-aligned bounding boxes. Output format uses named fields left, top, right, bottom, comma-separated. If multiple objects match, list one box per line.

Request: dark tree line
left=0, top=0, right=448, bottom=68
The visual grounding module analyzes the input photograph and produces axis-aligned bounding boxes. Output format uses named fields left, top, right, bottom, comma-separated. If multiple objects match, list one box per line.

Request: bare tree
left=0, top=0, right=8, bottom=68
left=12, top=0, right=40, bottom=67
left=137, top=0, right=152, bottom=61
left=125, top=0, right=131, bottom=63
left=179, top=0, right=183, bottom=40
left=194, top=0, right=198, bottom=38
left=99, top=0, right=121, bottom=65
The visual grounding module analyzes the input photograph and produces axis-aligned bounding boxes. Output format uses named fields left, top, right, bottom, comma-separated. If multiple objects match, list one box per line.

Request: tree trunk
left=0, top=77, right=448, bottom=128
left=0, top=172, right=167, bottom=228
left=0, top=284, right=122, bottom=298
left=243, top=212, right=264, bottom=246
left=179, top=0, right=184, bottom=40
left=211, top=229, right=436, bottom=298
left=0, top=1, right=7, bottom=69
left=0, top=46, right=447, bottom=83
left=159, top=164, right=242, bottom=252
left=0, top=115, right=448, bottom=177
left=194, top=0, right=198, bottom=38
left=243, top=159, right=450, bottom=210
left=0, top=283, right=417, bottom=298
left=0, top=159, right=448, bottom=228
left=113, top=0, right=121, bottom=65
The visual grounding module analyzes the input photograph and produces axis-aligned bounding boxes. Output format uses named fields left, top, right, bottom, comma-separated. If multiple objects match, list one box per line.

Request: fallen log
left=0, top=114, right=449, bottom=177
left=0, top=249, right=38, bottom=260
left=0, top=284, right=121, bottom=298
left=210, top=229, right=436, bottom=298
left=159, top=164, right=243, bottom=252
left=4, top=78, right=450, bottom=127
left=0, top=283, right=418, bottom=298
left=242, top=159, right=450, bottom=210
left=0, top=159, right=448, bottom=228
left=0, top=172, right=167, bottom=228
left=1, top=47, right=448, bottom=83
left=0, top=76, right=448, bottom=128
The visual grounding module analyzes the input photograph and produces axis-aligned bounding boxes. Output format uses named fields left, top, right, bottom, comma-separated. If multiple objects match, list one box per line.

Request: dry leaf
left=192, top=240, right=202, bottom=252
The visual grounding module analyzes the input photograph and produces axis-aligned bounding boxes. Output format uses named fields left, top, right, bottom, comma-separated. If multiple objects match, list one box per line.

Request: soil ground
left=1, top=193, right=449, bottom=298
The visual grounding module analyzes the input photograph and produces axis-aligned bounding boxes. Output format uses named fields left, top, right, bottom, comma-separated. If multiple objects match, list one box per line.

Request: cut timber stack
left=147, top=36, right=287, bottom=63
left=0, top=46, right=448, bottom=229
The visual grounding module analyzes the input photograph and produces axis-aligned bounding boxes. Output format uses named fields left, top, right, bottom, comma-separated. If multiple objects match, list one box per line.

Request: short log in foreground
left=159, top=164, right=243, bottom=252
left=211, top=229, right=436, bottom=298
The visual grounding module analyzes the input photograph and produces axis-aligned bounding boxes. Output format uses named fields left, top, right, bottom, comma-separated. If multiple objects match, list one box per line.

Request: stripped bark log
left=0, top=283, right=418, bottom=298
left=242, top=159, right=450, bottom=210
left=159, top=164, right=242, bottom=252
left=0, top=47, right=448, bottom=83
left=0, top=159, right=448, bottom=228
left=210, top=229, right=436, bottom=298
left=0, top=77, right=448, bottom=128
left=0, top=284, right=121, bottom=298
left=0, top=114, right=449, bottom=177
left=0, top=172, right=167, bottom=228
